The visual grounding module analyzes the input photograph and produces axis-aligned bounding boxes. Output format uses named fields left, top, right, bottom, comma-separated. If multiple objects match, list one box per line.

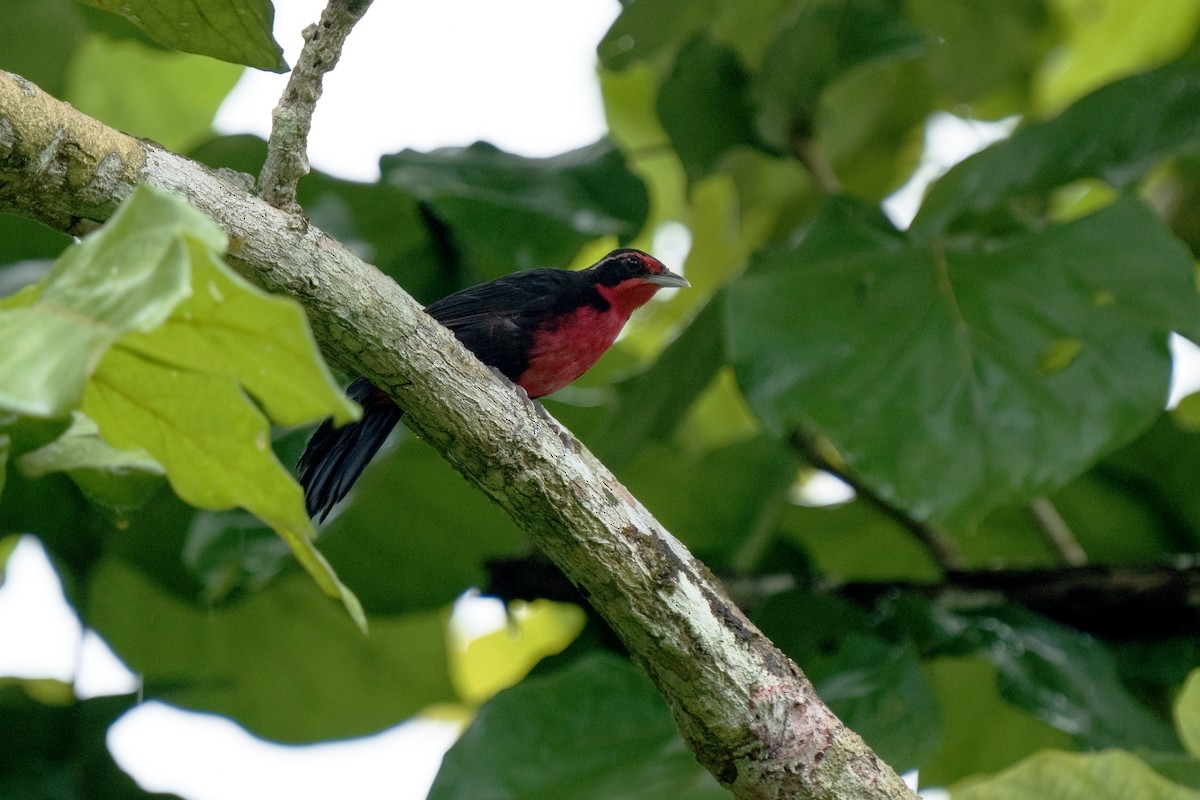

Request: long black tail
left=298, top=377, right=403, bottom=522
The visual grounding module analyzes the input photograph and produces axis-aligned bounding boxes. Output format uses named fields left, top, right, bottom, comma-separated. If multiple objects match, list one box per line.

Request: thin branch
left=790, top=429, right=965, bottom=572
left=789, top=121, right=842, bottom=194
left=1029, top=496, right=1088, bottom=566
left=257, top=0, right=375, bottom=212
left=0, top=70, right=917, bottom=800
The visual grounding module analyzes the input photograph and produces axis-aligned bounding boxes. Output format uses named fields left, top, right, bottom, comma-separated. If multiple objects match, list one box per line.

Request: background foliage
left=2, top=0, right=1200, bottom=797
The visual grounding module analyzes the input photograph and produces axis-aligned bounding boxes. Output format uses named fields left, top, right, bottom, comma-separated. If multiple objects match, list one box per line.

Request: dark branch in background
left=1028, top=496, right=1089, bottom=566
left=258, top=0, right=375, bottom=211
left=789, top=119, right=842, bottom=194
left=789, top=429, right=965, bottom=571
left=489, top=554, right=1200, bottom=640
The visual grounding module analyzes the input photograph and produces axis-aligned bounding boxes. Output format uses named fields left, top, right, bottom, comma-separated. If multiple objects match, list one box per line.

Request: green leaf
left=317, top=437, right=527, bottom=614
left=886, top=599, right=1179, bottom=751
left=19, top=412, right=164, bottom=518
left=428, top=653, right=729, bottom=800
left=82, top=346, right=362, bottom=627
left=119, top=243, right=356, bottom=428
left=0, top=185, right=361, bottom=623
left=1036, top=0, right=1200, bottom=113
left=907, top=0, right=1048, bottom=105
left=86, top=559, right=454, bottom=743
left=955, top=750, right=1200, bottom=800
left=920, top=657, right=1075, bottom=787
left=1178, top=669, right=1200, bottom=757
left=915, top=62, right=1200, bottom=237
left=78, top=0, right=285, bottom=71
left=0, top=185, right=200, bottom=417
left=0, top=679, right=184, bottom=800
left=818, top=637, right=939, bottom=771
left=380, top=140, right=649, bottom=279
left=752, top=0, right=924, bottom=150
left=594, top=296, right=727, bottom=467
left=597, top=0, right=716, bottom=71
left=657, top=36, right=761, bottom=182
left=727, top=196, right=1199, bottom=526
left=65, top=34, right=243, bottom=152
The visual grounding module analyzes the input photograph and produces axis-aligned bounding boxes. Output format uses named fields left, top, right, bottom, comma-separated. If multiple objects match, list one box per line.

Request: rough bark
left=0, top=70, right=918, bottom=800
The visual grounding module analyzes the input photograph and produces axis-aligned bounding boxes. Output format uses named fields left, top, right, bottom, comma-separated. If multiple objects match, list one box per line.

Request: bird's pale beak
left=645, top=269, right=690, bottom=289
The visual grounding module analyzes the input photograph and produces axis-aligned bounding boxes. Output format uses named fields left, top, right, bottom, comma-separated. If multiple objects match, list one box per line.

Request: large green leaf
left=915, top=62, right=1200, bottom=239
left=428, top=653, right=729, bottom=800
left=86, top=559, right=455, bottom=743
left=380, top=140, right=649, bottom=280
left=0, top=185, right=200, bottom=417
left=0, top=186, right=361, bottom=622
left=79, top=0, right=285, bottom=71
left=954, top=750, right=1200, bottom=800
left=727, top=196, right=1198, bottom=526
left=65, top=34, right=243, bottom=152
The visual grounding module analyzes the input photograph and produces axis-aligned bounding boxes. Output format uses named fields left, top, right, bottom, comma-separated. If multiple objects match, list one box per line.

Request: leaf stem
left=258, top=0, right=375, bottom=212
left=1029, top=496, right=1088, bottom=566
left=789, top=429, right=965, bottom=572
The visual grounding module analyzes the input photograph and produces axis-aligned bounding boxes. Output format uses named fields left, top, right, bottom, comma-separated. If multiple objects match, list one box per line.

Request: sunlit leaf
left=428, top=654, right=728, bottom=800
left=955, top=750, right=1200, bottom=800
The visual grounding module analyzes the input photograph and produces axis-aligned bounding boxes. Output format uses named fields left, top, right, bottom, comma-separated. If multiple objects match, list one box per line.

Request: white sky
left=2, top=2, right=1199, bottom=798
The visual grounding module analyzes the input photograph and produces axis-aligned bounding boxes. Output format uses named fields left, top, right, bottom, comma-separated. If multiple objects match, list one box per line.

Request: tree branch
left=258, top=0, right=375, bottom=211
left=0, top=70, right=917, bottom=799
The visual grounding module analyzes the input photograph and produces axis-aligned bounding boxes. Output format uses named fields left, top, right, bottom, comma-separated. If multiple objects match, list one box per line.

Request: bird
left=298, top=248, right=689, bottom=522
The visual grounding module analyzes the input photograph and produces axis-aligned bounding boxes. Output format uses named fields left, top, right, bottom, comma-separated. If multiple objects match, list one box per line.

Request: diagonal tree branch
left=0, top=70, right=917, bottom=800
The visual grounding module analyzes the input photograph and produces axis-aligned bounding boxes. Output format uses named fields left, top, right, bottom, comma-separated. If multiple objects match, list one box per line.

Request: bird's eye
left=621, top=255, right=644, bottom=275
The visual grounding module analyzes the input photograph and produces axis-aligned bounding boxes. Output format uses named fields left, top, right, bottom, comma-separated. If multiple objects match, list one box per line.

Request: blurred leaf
left=428, top=653, right=729, bottom=800
left=65, top=34, right=243, bottom=152
left=1036, top=0, right=1200, bottom=114
left=728, top=196, right=1198, bottom=527
left=778, top=499, right=942, bottom=582
left=79, top=0, right=285, bottom=71
left=1141, top=752, right=1200, bottom=793
left=0, top=0, right=87, bottom=97
left=19, top=412, right=164, bottom=517
left=818, top=637, right=939, bottom=771
left=886, top=598, right=1178, bottom=751
left=1179, top=669, right=1200, bottom=757
left=619, top=435, right=798, bottom=564
left=380, top=140, right=648, bottom=279
left=594, top=296, right=726, bottom=466
left=452, top=600, right=587, bottom=706
left=954, top=750, right=1200, bottom=800
left=921, top=657, right=1075, bottom=787
left=86, top=559, right=455, bottom=743
left=908, top=0, right=1047, bottom=105
left=0, top=679, right=182, bottom=800
left=317, top=438, right=527, bottom=614
left=752, top=0, right=924, bottom=150
left=915, top=62, right=1200, bottom=239
left=657, top=36, right=761, bottom=182
left=598, top=0, right=715, bottom=71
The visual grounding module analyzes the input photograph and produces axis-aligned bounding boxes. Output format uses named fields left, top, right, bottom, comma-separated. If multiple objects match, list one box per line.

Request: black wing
left=425, top=269, right=591, bottom=380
